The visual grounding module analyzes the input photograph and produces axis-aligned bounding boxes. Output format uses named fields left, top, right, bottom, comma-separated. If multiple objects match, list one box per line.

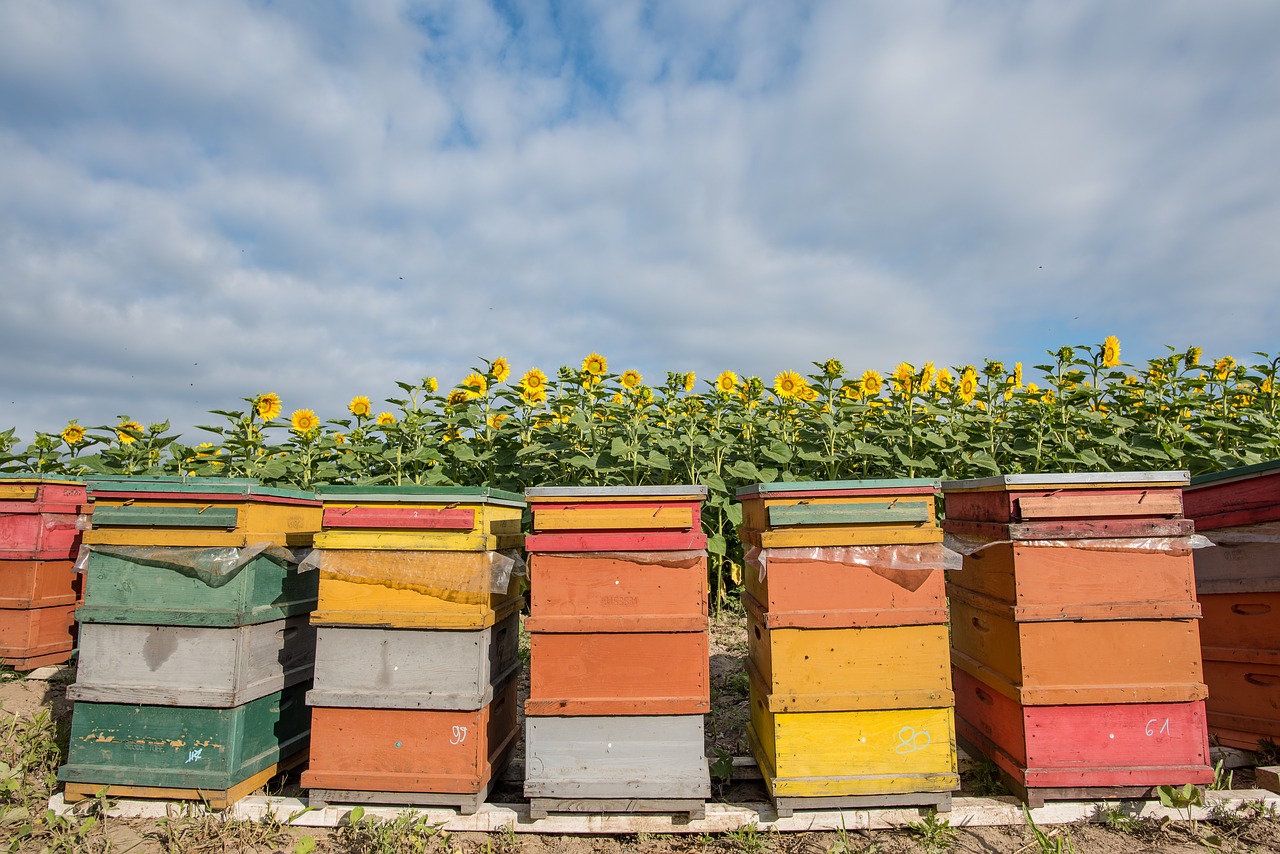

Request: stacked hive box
left=301, top=486, right=525, bottom=814
left=1184, top=460, right=1280, bottom=752
left=59, top=477, right=321, bottom=808
left=522, top=485, right=711, bottom=820
left=943, top=472, right=1213, bottom=807
left=735, top=479, right=959, bottom=817
left=0, top=476, right=87, bottom=670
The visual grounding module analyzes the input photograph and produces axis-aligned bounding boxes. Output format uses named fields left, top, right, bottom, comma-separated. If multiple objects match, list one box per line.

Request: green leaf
left=647, top=450, right=670, bottom=470
left=725, top=460, right=762, bottom=482
left=707, top=534, right=727, bottom=555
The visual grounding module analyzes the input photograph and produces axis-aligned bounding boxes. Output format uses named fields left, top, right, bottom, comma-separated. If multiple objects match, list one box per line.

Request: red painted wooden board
left=744, top=553, right=946, bottom=629
left=1185, top=465, right=1280, bottom=529
left=524, top=531, right=708, bottom=553
left=0, top=480, right=87, bottom=509
left=0, top=560, right=77, bottom=608
left=303, top=679, right=517, bottom=793
left=524, top=553, right=708, bottom=633
left=0, top=513, right=82, bottom=560
left=1198, top=592, right=1280, bottom=650
left=526, top=631, right=710, bottom=716
left=943, top=487, right=1184, bottom=524
left=953, top=666, right=1212, bottom=789
left=321, top=506, right=476, bottom=530
left=946, top=544, right=1198, bottom=622
left=943, top=518, right=1194, bottom=542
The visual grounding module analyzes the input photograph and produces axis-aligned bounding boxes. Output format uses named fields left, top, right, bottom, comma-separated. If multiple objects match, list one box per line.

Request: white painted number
left=1144, top=718, right=1171, bottom=737
left=186, top=748, right=203, bottom=763
left=894, top=726, right=931, bottom=754
left=450, top=726, right=468, bottom=745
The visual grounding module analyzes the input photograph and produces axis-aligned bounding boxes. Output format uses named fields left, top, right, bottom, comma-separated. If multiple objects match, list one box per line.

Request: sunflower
left=461, top=372, right=488, bottom=399
left=376, top=412, right=397, bottom=426
left=116, top=420, right=143, bottom=445
left=425, top=377, right=439, bottom=393
left=716, top=371, right=738, bottom=394
left=797, top=383, right=818, bottom=402
left=521, top=368, right=547, bottom=392
left=348, top=396, right=372, bottom=418
left=332, top=432, right=346, bottom=445
left=1263, top=377, right=1275, bottom=394
left=774, top=370, right=803, bottom=399
left=255, top=392, right=282, bottom=422
left=487, top=412, right=508, bottom=428
left=1213, top=356, right=1236, bottom=381
left=683, top=372, right=696, bottom=393
left=581, top=353, right=608, bottom=376
left=621, top=369, right=643, bottom=390
left=1186, top=347, right=1202, bottom=367
left=920, top=361, right=935, bottom=392
left=1041, top=389, right=1056, bottom=405
left=822, top=358, right=843, bottom=378
left=935, top=368, right=953, bottom=393
left=521, top=385, right=547, bottom=406
left=61, top=423, right=85, bottom=446
left=841, top=382, right=863, bottom=401
left=1025, top=382, right=1040, bottom=400
left=290, top=409, right=320, bottom=434
left=447, top=390, right=469, bottom=407
left=611, top=392, right=624, bottom=405
left=861, top=370, right=883, bottom=397
left=892, top=362, right=914, bottom=394
left=491, top=357, right=510, bottom=383
left=1102, top=336, right=1121, bottom=368
left=957, top=368, right=979, bottom=404
left=1013, top=362, right=1024, bottom=388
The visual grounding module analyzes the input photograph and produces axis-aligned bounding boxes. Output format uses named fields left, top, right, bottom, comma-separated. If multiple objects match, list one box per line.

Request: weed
left=147, top=801, right=295, bottom=853
left=723, top=821, right=771, bottom=853
left=1208, top=757, right=1233, bottom=791
left=710, top=748, right=735, bottom=792
left=1093, top=803, right=1142, bottom=835
left=961, top=757, right=1007, bottom=797
left=728, top=671, right=751, bottom=698
left=1022, top=804, right=1075, bottom=853
left=903, top=809, right=955, bottom=852
left=333, top=805, right=447, bottom=853
left=1256, top=738, right=1279, bottom=766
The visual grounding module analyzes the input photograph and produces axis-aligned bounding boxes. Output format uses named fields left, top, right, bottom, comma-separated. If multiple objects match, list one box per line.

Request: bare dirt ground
left=0, top=610, right=1276, bottom=852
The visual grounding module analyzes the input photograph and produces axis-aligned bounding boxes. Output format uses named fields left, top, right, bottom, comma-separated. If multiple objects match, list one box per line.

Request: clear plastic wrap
left=73, top=543, right=307, bottom=588
left=944, top=532, right=1213, bottom=557
left=1199, top=521, right=1280, bottom=545
left=745, top=543, right=962, bottom=584
left=298, top=548, right=525, bottom=596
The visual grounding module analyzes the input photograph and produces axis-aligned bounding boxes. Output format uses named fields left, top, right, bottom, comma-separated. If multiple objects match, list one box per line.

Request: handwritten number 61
left=1145, top=719, right=1171, bottom=737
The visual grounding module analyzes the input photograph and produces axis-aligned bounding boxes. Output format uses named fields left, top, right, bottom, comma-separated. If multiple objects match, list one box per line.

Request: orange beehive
left=525, top=552, right=707, bottom=633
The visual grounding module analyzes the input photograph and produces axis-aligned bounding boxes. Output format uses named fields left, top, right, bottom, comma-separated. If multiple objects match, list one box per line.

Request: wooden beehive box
left=748, top=670, right=957, bottom=800
left=953, top=666, right=1213, bottom=792
left=0, top=560, right=78, bottom=609
left=0, top=603, right=75, bottom=669
left=69, top=616, right=315, bottom=707
left=526, top=630, right=709, bottom=715
left=524, top=485, right=708, bottom=552
left=59, top=682, right=310, bottom=794
left=0, top=476, right=88, bottom=560
left=302, top=676, right=517, bottom=796
left=524, top=551, right=707, bottom=633
left=313, top=486, right=525, bottom=552
left=736, top=479, right=942, bottom=549
left=310, top=549, right=521, bottom=629
left=77, top=549, right=318, bottom=627
left=1184, top=459, right=1280, bottom=529
left=307, top=609, right=519, bottom=710
left=524, top=714, right=710, bottom=800
left=84, top=477, right=321, bottom=548
left=745, top=593, right=951, bottom=711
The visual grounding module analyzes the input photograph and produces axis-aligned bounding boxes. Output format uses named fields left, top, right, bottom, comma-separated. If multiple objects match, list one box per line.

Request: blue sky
left=2, top=0, right=1278, bottom=442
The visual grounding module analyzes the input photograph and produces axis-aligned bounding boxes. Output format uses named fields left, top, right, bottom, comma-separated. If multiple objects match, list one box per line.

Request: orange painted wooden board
left=953, top=666, right=1212, bottom=789
left=1202, top=657, right=1280, bottom=746
left=943, top=487, right=1184, bottom=523
left=949, top=595, right=1206, bottom=705
left=0, top=603, right=75, bottom=666
left=1193, top=541, right=1280, bottom=594
left=530, top=501, right=701, bottom=533
left=526, top=631, right=709, bottom=716
left=524, top=552, right=707, bottom=633
left=1185, top=461, right=1280, bottom=529
left=0, top=560, right=77, bottom=608
left=302, top=678, right=517, bottom=794
left=1198, top=592, right=1280, bottom=650
left=0, top=512, right=82, bottom=560
left=746, top=594, right=951, bottom=711
left=524, top=531, right=707, bottom=552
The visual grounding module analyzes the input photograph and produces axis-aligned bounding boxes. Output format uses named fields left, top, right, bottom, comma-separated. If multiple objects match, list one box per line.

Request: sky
left=2, top=0, right=1279, bottom=443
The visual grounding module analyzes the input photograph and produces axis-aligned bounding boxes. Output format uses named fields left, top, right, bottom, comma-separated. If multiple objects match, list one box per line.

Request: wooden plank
left=309, top=783, right=495, bottom=816
left=317, top=484, right=525, bottom=507
left=524, top=532, right=707, bottom=552
left=942, top=518, right=1195, bottom=541
left=312, top=530, right=522, bottom=551
left=62, top=749, right=309, bottom=810
left=82, top=529, right=316, bottom=548
left=1198, top=592, right=1280, bottom=650
left=89, top=499, right=321, bottom=536
left=0, top=560, right=77, bottom=608
left=946, top=582, right=1201, bottom=623
left=531, top=504, right=699, bottom=533
left=321, top=506, right=476, bottom=530
left=526, top=631, right=709, bottom=715
left=68, top=617, right=316, bottom=707
left=768, top=792, right=951, bottom=819
left=529, top=799, right=705, bottom=821
left=524, top=552, right=707, bottom=634
left=0, top=603, right=76, bottom=660
left=1185, top=466, right=1280, bottom=528
left=744, top=556, right=947, bottom=630
left=0, top=512, right=82, bottom=560
left=735, top=479, right=938, bottom=500
left=0, top=485, right=37, bottom=500
left=1015, top=492, right=1182, bottom=520
left=740, top=526, right=943, bottom=549
left=525, top=485, right=707, bottom=501
left=767, top=501, right=931, bottom=527
left=523, top=715, right=710, bottom=799
left=1202, top=659, right=1280, bottom=742
left=89, top=505, right=239, bottom=529
left=1194, top=541, right=1280, bottom=594
left=1257, top=767, right=1280, bottom=795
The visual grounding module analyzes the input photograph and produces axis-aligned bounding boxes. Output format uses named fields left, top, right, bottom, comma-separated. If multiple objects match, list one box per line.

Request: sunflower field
left=4, top=339, right=1279, bottom=608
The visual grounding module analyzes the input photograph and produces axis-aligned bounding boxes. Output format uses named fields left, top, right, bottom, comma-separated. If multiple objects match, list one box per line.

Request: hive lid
left=1188, top=458, right=1280, bottom=489
left=942, top=471, right=1189, bottom=492
left=734, top=478, right=938, bottom=500
left=316, top=484, right=525, bottom=507
left=86, top=476, right=319, bottom=503
left=0, top=474, right=83, bottom=485
left=525, top=485, right=707, bottom=500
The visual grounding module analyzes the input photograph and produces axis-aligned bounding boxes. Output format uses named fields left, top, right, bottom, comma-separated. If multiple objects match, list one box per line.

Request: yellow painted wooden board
left=747, top=610, right=952, bottom=711
left=323, top=502, right=521, bottom=536
left=740, top=526, right=943, bottom=549
left=89, top=499, right=321, bottom=535
left=740, top=495, right=938, bottom=533
left=0, top=485, right=38, bottom=500
left=532, top=506, right=694, bottom=532
left=749, top=684, right=957, bottom=797
left=312, top=530, right=524, bottom=552
left=313, top=574, right=523, bottom=629
left=82, top=529, right=315, bottom=548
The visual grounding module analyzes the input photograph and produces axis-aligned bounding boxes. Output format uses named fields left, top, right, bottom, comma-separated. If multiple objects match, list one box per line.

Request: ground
left=0, top=609, right=1276, bottom=852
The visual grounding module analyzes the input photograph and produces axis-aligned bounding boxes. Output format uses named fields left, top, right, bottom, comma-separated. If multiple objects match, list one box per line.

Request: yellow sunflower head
left=1013, top=362, right=1024, bottom=388
left=487, top=412, right=508, bottom=428
left=611, top=392, right=624, bottom=404
left=115, top=420, right=143, bottom=445
left=61, top=423, right=86, bottom=446
left=892, top=362, right=914, bottom=394
left=1214, top=356, right=1236, bottom=381
left=1102, top=335, right=1121, bottom=368
left=774, top=370, right=802, bottom=399
left=1025, top=382, right=1040, bottom=400
left=1263, top=377, right=1275, bottom=394
left=621, top=369, right=643, bottom=390
left=461, top=372, right=488, bottom=399
left=490, top=357, right=510, bottom=383
left=716, top=371, right=738, bottom=394
left=581, top=352, right=608, bottom=376
left=521, top=385, right=547, bottom=406
left=376, top=411, right=397, bottom=426
left=920, top=361, right=935, bottom=392
left=797, top=383, right=818, bottom=402
left=821, top=358, right=843, bottom=378
left=424, top=376, right=439, bottom=393
left=1186, top=346, right=1202, bottom=367
left=861, top=370, right=883, bottom=397
left=255, top=392, right=282, bottom=422
left=332, top=432, right=346, bottom=445
left=290, top=409, right=320, bottom=434
left=521, top=368, right=547, bottom=392
left=958, top=369, right=979, bottom=404
left=348, top=395, right=372, bottom=418
left=935, top=368, right=953, bottom=393
left=842, top=382, right=863, bottom=401
left=683, top=372, right=696, bottom=393
left=447, top=390, right=469, bottom=407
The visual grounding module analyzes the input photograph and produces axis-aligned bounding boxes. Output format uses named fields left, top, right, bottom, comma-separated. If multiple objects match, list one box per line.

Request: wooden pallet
left=767, top=790, right=952, bottom=819
left=62, top=749, right=308, bottom=811
left=528, top=798, right=707, bottom=822
left=308, top=777, right=496, bottom=816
